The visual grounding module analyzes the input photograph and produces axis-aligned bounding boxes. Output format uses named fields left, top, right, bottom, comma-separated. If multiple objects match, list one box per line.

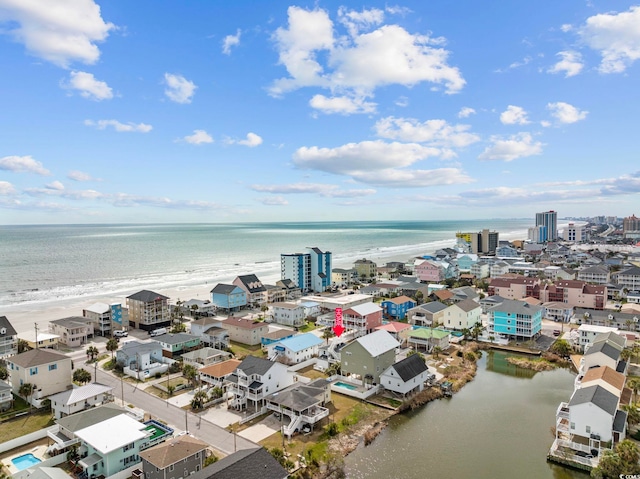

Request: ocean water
left=0, top=220, right=531, bottom=307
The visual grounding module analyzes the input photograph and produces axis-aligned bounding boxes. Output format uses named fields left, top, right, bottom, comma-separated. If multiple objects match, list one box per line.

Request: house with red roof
left=375, top=321, right=412, bottom=345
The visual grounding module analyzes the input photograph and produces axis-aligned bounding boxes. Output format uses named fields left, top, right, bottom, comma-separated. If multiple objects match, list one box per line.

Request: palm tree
left=472, top=322, right=485, bottom=341
left=622, top=403, right=640, bottom=429
left=628, top=377, right=640, bottom=402
left=86, top=345, right=99, bottom=362
left=73, top=368, right=92, bottom=385
left=432, top=346, right=442, bottom=359
left=182, top=364, right=198, bottom=388
left=19, top=383, right=35, bottom=411
left=17, top=339, right=30, bottom=353
left=322, top=328, right=333, bottom=345
left=191, top=390, right=208, bottom=410
left=460, top=328, right=471, bottom=341
left=106, top=338, right=119, bottom=361
left=191, top=304, right=199, bottom=317
left=67, top=444, right=80, bottom=472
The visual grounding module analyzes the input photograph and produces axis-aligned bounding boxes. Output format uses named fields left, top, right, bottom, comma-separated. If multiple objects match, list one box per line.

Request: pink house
left=343, top=303, right=383, bottom=337
left=375, top=321, right=412, bottom=345
left=415, top=259, right=444, bottom=283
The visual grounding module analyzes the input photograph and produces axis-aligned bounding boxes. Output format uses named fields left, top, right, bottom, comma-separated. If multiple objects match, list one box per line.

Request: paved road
left=74, top=360, right=258, bottom=455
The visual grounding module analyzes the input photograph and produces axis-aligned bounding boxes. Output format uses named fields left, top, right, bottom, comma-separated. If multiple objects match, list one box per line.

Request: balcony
left=556, top=402, right=569, bottom=420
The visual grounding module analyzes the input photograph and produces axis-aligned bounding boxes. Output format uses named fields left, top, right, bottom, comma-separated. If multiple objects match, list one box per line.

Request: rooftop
left=351, top=330, right=400, bottom=357
left=271, top=333, right=323, bottom=352
left=127, top=290, right=169, bottom=302
left=140, top=435, right=208, bottom=468
left=75, top=413, right=149, bottom=454
left=9, top=348, right=70, bottom=368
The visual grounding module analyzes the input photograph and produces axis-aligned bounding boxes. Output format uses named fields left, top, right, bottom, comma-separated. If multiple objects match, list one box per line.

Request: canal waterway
left=344, top=351, right=589, bottom=479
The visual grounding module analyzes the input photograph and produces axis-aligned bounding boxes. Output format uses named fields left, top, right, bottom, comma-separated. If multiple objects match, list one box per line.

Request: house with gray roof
left=49, top=316, right=94, bottom=347
left=577, top=265, right=611, bottom=285
left=265, top=378, right=331, bottom=437
left=116, top=341, right=170, bottom=379
left=340, top=330, right=399, bottom=385
left=233, top=274, right=267, bottom=308
left=49, top=382, right=114, bottom=419
left=140, top=435, right=209, bottom=479
left=126, top=290, right=171, bottom=331
left=210, top=284, right=247, bottom=312
left=190, top=447, right=288, bottom=479
left=380, top=353, right=430, bottom=396
left=488, top=299, right=543, bottom=340
left=443, top=298, right=482, bottom=331
left=407, top=301, right=448, bottom=327
left=190, top=317, right=229, bottom=349
left=152, top=332, right=201, bottom=358
left=225, top=356, right=294, bottom=411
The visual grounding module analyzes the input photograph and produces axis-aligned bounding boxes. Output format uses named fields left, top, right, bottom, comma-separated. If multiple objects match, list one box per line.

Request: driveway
left=238, top=413, right=281, bottom=443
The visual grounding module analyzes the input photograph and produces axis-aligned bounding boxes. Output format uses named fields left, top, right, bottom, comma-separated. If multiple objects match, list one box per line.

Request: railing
left=301, top=407, right=329, bottom=423
left=239, top=406, right=267, bottom=425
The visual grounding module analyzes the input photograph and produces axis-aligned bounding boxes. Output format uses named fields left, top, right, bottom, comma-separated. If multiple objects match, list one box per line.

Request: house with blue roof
left=266, top=333, right=323, bottom=364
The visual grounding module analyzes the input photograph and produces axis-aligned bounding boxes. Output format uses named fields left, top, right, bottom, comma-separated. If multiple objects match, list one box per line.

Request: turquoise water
left=334, top=381, right=358, bottom=390
left=11, top=454, right=41, bottom=471
left=0, top=220, right=531, bottom=306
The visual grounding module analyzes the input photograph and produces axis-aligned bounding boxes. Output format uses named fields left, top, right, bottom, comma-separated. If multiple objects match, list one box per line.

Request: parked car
left=113, top=330, right=128, bottom=337
left=553, top=330, right=561, bottom=336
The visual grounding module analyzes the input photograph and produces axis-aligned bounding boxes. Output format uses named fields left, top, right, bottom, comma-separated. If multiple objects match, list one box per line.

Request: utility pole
left=121, top=374, right=124, bottom=407
left=34, top=322, right=39, bottom=349
left=185, top=409, right=188, bottom=433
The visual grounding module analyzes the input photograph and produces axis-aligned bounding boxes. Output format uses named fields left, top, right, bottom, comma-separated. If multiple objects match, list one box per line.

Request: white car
left=113, top=330, right=128, bottom=338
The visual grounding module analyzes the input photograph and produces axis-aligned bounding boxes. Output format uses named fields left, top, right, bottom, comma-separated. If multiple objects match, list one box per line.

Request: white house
left=49, top=317, right=94, bottom=348
left=442, top=298, right=482, bottom=330
left=49, top=383, right=114, bottom=419
left=271, top=302, right=306, bottom=327
left=6, top=349, right=73, bottom=407
left=226, top=356, right=294, bottom=411
left=580, top=338, right=623, bottom=374
left=189, top=317, right=229, bottom=349
left=576, top=325, right=621, bottom=352
left=380, top=354, right=430, bottom=396
left=116, top=341, right=170, bottom=379
left=0, top=382, right=12, bottom=411
left=0, top=315, right=18, bottom=359
left=267, top=333, right=323, bottom=364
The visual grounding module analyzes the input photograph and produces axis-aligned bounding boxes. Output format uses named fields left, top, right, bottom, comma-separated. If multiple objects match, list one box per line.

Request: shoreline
left=2, top=227, right=531, bottom=335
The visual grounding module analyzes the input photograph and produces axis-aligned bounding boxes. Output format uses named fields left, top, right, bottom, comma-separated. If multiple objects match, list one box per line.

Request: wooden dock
left=488, top=344, right=542, bottom=356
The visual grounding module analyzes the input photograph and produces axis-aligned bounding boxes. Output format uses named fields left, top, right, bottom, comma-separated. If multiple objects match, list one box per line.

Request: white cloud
left=164, top=73, right=197, bottom=104
left=547, top=102, right=588, bottom=124
left=46, top=180, right=65, bottom=190
left=458, top=107, right=476, bottom=118
left=540, top=120, right=551, bottom=128
left=309, top=94, right=376, bottom=115
left=338, top=6, right=384, bottom=36
left=478, top=133, right=543, bottom=162
left=0, top=181, right=16, bottom=195
left=374, top=116, right=480, bottom=148
left=547, top=51, right=584, bottom=77
left=560, top=24, right=573, bottom=33
left=84, top=119, right=152, bottom=132
left=182, top=130, right=213, bottom=145
left=222, top=29, right=241, bottom=55
left=64, top=71, right=113, bottom=100
left=395, top=96, right=409, bottom=107
left=67, top=170, right=97, bottom=182
left=500, top=105, right=530, bottom=125
left=579, top=6, right=640, bottom=73
left=0, top=155, right=51, bottom=175
left=293, top=140, right=441, bottom=175
left=348, top=167, right=473, bottom=188
left=225, top=132, right=263, bottom=147
left=269, top=7, right=465, bottom=99
left=0, top=0, right=114, bottom=68
left=259, top=196, right=288, bottom=206
left=251, top=183, right=376, bottom=197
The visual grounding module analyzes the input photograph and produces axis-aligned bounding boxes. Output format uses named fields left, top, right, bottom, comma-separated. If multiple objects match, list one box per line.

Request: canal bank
left=344, top=350, right=588, bottom=479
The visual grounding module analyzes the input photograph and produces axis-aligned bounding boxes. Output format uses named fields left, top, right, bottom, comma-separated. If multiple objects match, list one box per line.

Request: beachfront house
left=407, top=302, right=447, bottom=327
left=0, top=316, right=18, bottom=359
left=6, top=349, right=73, bottom=407
left=82, top=302, right=129, bottom=337
left=49, top=383, right=114, bottom=419
left=407, top=328, right=450, bottom=353
left=265, top=379, right=331, bottom=438
left=151, top=332, right=201, bottom=358
left=488, top=299, right=543, bottom=340
left=271, top=302, right=306, bottom=328
left=276, top=279, right=302, bottom=300
left=126, top=290, right=171, bottom=332
left=232, top=274, right=267, bottom=308
left=332, top=268, right=358, bottom=287
left=266, top=333, right=323, bottom=364
left=381, top=296, right=417, bottom=321
left=210, top=284, right=247, bottom=312
left=139, top=435, right=209, bottom=479
left=49, top=317, right=94, bottom=347
left=198, top=359, right=241, bottom=389
left=354, top=258, right=377, bottom=280
left=442, top=298, right=482, bottom=331
left=380, top=354, right=430, bottom=397
left=219, top=317, right=269, bottom=346
left=343, top=302, right=383, bottom=337
left=340, top=330, right=399, bottom=386
left=225, top=356, right=294, bottom=411
left=116, top=341, right=169, bottom=379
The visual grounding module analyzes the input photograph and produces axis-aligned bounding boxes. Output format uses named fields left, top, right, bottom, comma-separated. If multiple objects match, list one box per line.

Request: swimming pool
left=334, top=381, right=357, bottom=390
left=11, top=453, right=42, bottom=471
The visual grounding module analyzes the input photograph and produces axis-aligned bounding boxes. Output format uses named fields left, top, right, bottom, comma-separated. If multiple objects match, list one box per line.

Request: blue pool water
left=334, top=381, right=357, bottom=390
left=11, top=453, right=41, bottom=471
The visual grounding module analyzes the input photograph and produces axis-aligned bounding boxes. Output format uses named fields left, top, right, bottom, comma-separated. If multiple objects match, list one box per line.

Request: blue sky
left=1, top=0, right=639, bottom=224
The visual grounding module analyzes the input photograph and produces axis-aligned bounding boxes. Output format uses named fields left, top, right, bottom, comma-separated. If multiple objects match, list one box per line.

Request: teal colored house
left=152, top=333, right=202, bottom=358
left=210, top=284, right=247, bottom=311
left=489, top=299, right=542, bottom=339
left=381, top=295, right=417, bottom=320
left=456, top=254, right=478, bottom=273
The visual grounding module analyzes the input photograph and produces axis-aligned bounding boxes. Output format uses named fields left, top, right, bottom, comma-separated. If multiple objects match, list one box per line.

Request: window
left=570, top=422, right=575, bottom=430
left=30, top=367, right=38, bottom=376
left=169, top=465, right=174, bottom=472
left=195, top=452, right=200, bottom=459
left=586, top=426, right=591, bottom=434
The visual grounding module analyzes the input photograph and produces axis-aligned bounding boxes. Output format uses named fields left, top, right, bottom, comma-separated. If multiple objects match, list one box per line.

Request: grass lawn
left=228, top=341, right=265, bottom=359
left=297, top=322, right=317, bottom=333
left=295, top=365, right=328, bottom=381
left=146, top=378, right=189, bottom=399
left=0, top=410, right=54, bottom=442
